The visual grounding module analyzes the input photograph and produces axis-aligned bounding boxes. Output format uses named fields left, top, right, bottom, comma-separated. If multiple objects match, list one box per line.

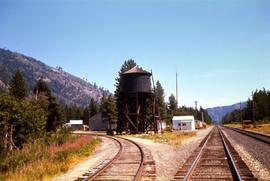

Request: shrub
left=0, top=134, right=101, bottom=181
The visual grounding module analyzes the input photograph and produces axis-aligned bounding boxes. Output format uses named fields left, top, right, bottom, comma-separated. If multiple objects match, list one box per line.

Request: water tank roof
left=123, top=66, right=151, bottom=75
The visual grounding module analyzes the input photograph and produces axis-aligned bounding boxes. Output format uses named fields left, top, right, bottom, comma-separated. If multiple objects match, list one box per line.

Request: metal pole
left=202, top=111, right=204, bottom=123
left=252, top=92, right=255, bottom=123
left=194, top=101, right=198, bottom=120
left=240, top=101, right=243, bottom=122
left=176, top=71, right=178, bottom=108
left=151, top=70, right=157, bottom=133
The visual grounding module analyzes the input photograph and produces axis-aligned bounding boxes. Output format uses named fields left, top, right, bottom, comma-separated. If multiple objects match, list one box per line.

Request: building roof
left=123, top=66, right=151, bottom=75
left=172, top=116, right=195, bottom=121
left=69, top=120, right=83, bottom=124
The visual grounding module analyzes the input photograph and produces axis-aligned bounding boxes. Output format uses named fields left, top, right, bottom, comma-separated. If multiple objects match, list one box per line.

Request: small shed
left=89, top=113, right=109, bottom=131
left=64, top=120, right=84, bottom=130
left=172, top=116, right=195, bottom=130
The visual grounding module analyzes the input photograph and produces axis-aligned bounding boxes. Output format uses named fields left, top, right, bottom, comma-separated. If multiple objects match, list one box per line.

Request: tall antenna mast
left=194, top=101, right=198, bottom=120
left=176, top=71, right=178, bottom=107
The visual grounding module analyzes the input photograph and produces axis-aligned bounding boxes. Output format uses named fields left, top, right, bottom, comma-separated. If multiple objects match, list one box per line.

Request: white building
left=172, top=116, right=195, bottom=130
left=64, top=120, right=84, bottom=130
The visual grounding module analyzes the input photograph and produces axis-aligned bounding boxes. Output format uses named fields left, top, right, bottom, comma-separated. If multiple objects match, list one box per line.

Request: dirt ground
left=51, top=128, right=212, bottom=181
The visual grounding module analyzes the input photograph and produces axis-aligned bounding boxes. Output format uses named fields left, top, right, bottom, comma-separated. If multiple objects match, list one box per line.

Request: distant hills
left=0, top=48, right=109, bottom=107
left=207, top=102, right=247, bottom=123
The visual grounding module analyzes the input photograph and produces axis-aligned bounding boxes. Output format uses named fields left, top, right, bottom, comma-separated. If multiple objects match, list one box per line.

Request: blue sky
left=1, top=0, right=269, bottom=108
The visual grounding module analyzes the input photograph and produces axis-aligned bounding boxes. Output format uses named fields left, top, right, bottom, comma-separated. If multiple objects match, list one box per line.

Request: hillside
left=0, top=48, right=109, bottom=106
left=207, top=102, right=247, bottom=123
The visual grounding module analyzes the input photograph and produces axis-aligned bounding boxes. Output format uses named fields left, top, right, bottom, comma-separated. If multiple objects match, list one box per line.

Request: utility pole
left=252, top=92, right=256, bottom=123
left=151, top=70, right=158, bottom=133
left=176, top=71, right=178, bottom=108
left=201, top=111, right=204, bottom=122
left=240, top=101, right=243, bottom=122
left=194, top=101, right=198, bottom=120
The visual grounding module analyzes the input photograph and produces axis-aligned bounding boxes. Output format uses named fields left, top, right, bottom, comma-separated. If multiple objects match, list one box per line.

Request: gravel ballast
left=125, top=127, right=213, bottom=180
left=222, top=128, right=270, bottom=180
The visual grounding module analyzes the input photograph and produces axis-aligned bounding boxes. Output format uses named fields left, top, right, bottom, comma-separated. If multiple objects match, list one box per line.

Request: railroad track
left=76, top=136, right=156, bottom=181
left=174, top=126, right=257, bottom=180
left=223, top=126, right=270, bottom=145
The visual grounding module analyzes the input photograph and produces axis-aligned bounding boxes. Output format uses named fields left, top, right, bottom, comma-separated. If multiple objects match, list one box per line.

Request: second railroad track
left=174, top=126, right=257, bottom=181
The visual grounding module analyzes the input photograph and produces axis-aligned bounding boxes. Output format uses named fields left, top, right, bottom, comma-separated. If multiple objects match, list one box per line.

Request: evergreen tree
left=34, top=78, right=52, bottom=103
left=243, top=98, right=253, bottom=120
left=82, top=107, right=90, bottom=125
left=198, top=107, right=212, bottom=124
left=177, top=106, right=194, bottom=116
left=46, top=96, right=62, bottom=131
left=168, top=94, right=177, bottom=115
left=89, top=98, right=98, bottom=117
left=0, top=95, right=46, bottom=153
left=155, top=81, right=168, bottom=123
left=114, top=59, right=137, bottom=99
left=63, top=104, right=70, bottom=122
left=100, top=95, right=117, bottom=128
left=222, top=88, right=270, bottom=124
left=33, top=78, right=62, bottom=132
left=9, top=70, right=28, bottom=99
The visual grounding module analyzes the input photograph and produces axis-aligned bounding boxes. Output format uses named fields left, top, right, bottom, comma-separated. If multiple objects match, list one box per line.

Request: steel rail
left=119, top=137, right=145, bottom=181
left=219, top=127, right=242, bottom=181
left=81, top=135, right=145, bottom=181
left=182, top=129, right=213, bottom=181
left=82, top=136, right=123, bottom=181
left=224, top=126, right=270, bottom=144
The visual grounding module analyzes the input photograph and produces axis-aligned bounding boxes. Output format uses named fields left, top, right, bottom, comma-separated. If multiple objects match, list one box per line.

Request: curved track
left=223, top=126, right=270, bottom=145
left=76, top=135, right=152, bottom=181
left=174, top=126, right=257, bottom=181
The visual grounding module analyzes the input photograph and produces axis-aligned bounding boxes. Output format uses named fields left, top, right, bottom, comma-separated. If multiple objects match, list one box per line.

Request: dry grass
left=132, top=131, right=196, bottom=147
left=0, top=135, right=101, bottom=181
left=249, top=123, right=270, bottom=135
left=225, top=123, right=270, bottom=135
left=224, top=123, right=242, bottom=128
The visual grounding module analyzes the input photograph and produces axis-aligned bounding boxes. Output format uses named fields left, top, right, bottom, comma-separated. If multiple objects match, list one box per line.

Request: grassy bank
left=225, top=122, right=270, bottom=135
left=249, top=123, right=270, bottom=135
left=224, top=123, right=242, bottom=128
left=0, top=134, right=101, bottom=181
left=132, top=131, right=196, bottom=147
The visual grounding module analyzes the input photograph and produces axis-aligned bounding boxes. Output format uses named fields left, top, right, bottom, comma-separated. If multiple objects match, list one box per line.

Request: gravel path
left=125, top=127, right=213, bottom=181
left=222, top=127, right=270, bottom=180
left=51, top=137, right=119, bottom=181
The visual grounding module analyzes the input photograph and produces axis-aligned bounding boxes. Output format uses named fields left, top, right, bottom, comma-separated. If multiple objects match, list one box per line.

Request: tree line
left=0, top=70, right=116, bottom=155
left=222, top=88, right=270, bottom=124
left=0, top=70, right=62, bottom=154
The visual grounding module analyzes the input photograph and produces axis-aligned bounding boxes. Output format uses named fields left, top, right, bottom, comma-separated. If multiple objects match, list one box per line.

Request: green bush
left=0, top=95, right=47, bottom=153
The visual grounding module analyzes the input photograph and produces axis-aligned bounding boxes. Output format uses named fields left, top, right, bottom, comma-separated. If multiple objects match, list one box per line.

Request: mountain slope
left=207, top=102, right=247, bottom=123
left=0, top=48, right=109, bottom=106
